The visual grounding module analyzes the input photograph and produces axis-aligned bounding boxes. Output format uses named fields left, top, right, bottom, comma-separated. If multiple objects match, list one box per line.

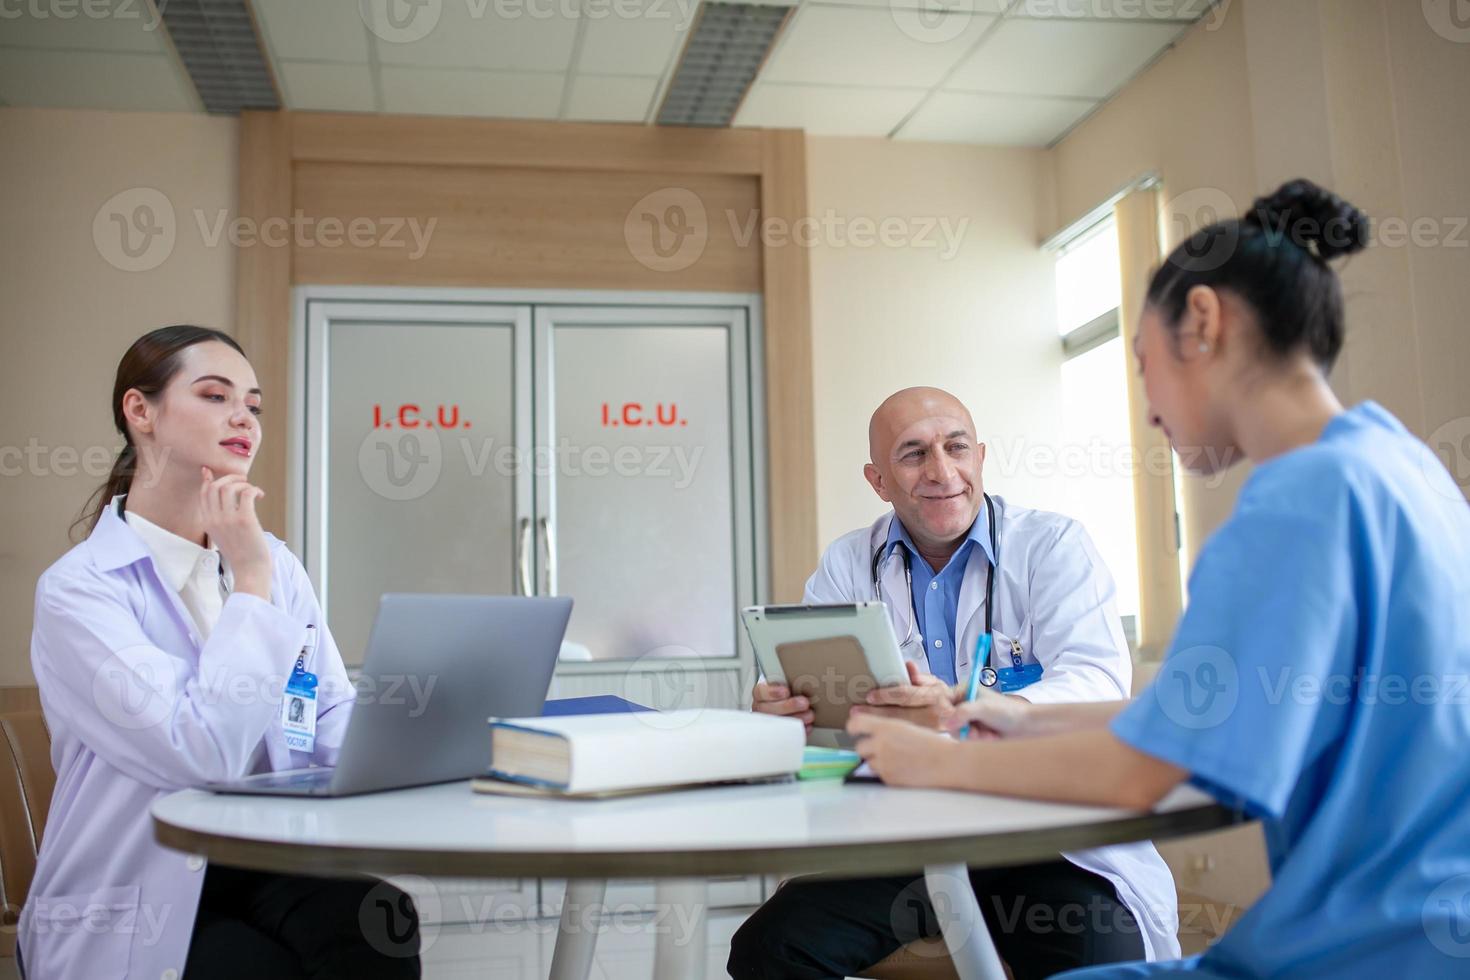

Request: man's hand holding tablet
left=753, top=662, right=956, bottom=733
left=751, top=681, right=816, bottom=733
left=741, top=602, right=922, bottom=744
left=847, top=661, right=957, bottom=730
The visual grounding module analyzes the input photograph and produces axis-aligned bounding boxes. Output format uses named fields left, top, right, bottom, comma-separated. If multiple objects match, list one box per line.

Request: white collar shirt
left=122, top=505, right=235, bottom=643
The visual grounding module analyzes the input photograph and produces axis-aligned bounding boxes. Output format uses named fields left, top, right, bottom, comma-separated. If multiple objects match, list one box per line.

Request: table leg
left=924, top=863, right=1006, bottom=980
left=548, top=879, right=607, bottom=980
left=652, top=878, right=708, bottom=980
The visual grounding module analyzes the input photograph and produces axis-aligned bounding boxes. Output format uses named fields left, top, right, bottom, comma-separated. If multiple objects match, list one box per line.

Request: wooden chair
left=0, top=710, right=54, bottom=977
left=860, top=936, right=967, bottom=979
left=857, top=886, right=1243, bottom=979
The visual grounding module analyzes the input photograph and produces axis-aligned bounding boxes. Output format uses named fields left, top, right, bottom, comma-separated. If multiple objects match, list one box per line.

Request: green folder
left=798, top=746, right=862, bottom=781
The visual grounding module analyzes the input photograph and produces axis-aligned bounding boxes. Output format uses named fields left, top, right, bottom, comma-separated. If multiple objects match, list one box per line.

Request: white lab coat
left=20, top=500, right=355, bottom=980
left=807, top=497, right=1181, bottom=959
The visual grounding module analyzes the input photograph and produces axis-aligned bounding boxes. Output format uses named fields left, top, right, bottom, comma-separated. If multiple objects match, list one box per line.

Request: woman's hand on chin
left=199, top=466, right=272, bottom=599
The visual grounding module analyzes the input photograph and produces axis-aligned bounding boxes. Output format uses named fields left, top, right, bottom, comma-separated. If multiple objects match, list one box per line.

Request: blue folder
left=539, top=695, right=652, bottom=717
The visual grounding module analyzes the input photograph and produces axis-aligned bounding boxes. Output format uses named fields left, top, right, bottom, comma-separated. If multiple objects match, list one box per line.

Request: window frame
left=1062, top=307, right=1121, bottom=360
left=1050, top=213, right=1136, bottom=646
left=1054, top=213, right=1123, bottom=362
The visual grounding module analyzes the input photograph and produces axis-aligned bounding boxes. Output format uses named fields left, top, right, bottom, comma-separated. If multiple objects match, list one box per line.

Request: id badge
left=282, top=657, right=318, bottom=754
left=995, top=661, right=1044, bottom=693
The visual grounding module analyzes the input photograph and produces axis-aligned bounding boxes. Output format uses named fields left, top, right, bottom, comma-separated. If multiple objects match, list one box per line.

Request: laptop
left=207, top=594, right=573, bottom=797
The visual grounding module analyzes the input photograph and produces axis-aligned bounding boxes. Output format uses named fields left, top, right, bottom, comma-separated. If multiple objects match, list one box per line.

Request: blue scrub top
left=1064, top=402, right=1470, bottom=978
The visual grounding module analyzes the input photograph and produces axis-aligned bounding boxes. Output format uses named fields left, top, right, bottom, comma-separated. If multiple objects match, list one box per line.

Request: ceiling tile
left=945, top=17, right=1184, bottom=97
left=379, top=66, right=565, bottom=118
left=735, top=81, right=925, bottom=136
left=761, top=5, right=996, bottom=89
left=0, top=2, right=172, bottom=53
left=277, top=61, right=377, bottom=112
left=564, top=73, right=660, bottom=121
left=896, top=90, right=1098, bottom=145
left=251, top=0, right=371, bottom=63
left=0, top=49, right=196, bottom=110
left=1012, top=0, right=1210, bottom=19
left=576, top=0, right=699, bottom=76
left=371, top=2, right=579, bottom=72
left=813, top=0, right=1006, bottom=12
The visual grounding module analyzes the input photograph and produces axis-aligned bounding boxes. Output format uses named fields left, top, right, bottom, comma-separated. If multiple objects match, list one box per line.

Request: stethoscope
left=870, top=493, right=1021, bottom=688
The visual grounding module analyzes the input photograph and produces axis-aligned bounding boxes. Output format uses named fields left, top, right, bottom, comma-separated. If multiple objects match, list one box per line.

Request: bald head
left=863, top=387, right=986, bottom=562
left=868, top=387, right=976, bottom=464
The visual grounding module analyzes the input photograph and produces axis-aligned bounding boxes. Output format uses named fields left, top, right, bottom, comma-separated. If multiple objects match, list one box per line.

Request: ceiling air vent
left=160, top=0, right=279, bottom=114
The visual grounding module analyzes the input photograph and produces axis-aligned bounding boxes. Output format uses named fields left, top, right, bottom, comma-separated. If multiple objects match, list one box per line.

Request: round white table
left=153, top=779, right=1237, bottom=980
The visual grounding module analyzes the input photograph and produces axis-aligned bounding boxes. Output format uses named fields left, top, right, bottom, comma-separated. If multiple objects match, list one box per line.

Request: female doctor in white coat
left=21, top=326, right=421, bottom=978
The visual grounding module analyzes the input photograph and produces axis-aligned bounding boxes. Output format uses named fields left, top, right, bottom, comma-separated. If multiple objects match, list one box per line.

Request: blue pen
left=295, top=624, right=317, bottom=674
left=956, top=632, right=993, bottom=740
left=956, top=499, right=1001, bottom=740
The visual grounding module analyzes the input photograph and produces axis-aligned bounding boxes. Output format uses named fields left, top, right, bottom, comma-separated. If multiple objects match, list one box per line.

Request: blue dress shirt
left=883, top=502, right=996, bottom=685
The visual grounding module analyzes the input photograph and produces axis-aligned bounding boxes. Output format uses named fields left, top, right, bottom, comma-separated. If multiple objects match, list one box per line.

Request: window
left=1054, top=219, right=1121, bottom=339
left=1051, top=216, right=1141, bottom=633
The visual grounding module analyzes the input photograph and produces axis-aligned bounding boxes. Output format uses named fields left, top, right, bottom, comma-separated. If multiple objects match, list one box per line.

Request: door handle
left=516, top=517, right=533, bottom=596
left=538, top=517, right=556, bottom=595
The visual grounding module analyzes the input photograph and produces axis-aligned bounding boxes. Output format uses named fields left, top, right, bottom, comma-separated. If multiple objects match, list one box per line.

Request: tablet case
left=774, top=635, right=877, bottom=731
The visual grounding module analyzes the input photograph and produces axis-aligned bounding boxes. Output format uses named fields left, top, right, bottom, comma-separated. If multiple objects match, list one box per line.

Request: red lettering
left=437, top=404, right=460, bottom=428
left=622, top=403, right=643, bottom=426
left=656, top=403, right=678, bottom=426
left=399, top=404, right=421, bottom=428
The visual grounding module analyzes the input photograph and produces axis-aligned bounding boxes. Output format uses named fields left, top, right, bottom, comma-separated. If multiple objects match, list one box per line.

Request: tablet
left=740, top=602, right=909, bottom=743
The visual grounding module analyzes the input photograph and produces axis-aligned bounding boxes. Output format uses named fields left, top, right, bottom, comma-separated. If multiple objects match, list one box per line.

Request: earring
left=1198, top=342, right=1210, bottom=353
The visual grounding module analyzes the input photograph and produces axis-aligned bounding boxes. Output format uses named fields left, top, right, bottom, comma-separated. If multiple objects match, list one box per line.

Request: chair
left=0, top=710, right=54, bottom=975
left=860, top=936, right=966, bottom=979
left=857, top=885, right=1242, bottom=978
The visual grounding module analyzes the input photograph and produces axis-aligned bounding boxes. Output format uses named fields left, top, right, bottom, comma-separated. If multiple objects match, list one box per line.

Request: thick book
left=478, top=709, right=805, bottom=796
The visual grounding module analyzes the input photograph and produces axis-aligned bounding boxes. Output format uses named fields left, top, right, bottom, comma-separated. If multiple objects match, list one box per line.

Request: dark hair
left=1145, top=179, right=1370, bottom=369
left=73, top=325, right=246, bottom=538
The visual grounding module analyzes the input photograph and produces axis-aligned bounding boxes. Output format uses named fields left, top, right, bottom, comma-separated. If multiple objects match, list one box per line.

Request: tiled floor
left=0, top=909, right=753, bottom=980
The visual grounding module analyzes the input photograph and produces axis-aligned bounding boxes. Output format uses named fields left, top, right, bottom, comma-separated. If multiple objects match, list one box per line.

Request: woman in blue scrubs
left=847, top=178, right=1470, bottom=976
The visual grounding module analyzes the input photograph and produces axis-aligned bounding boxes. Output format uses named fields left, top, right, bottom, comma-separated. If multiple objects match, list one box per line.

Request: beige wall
left=1047, top=0, right=1470, bottom=564
left=805, top=136, right=1064, bottom=548
left=1377, top=1, right=1470, bottom=452
left=4, top=2, right=1464, bottom=687
left=0, top=115, right=1068, bottom=686
left=0, top=108, right=239, bottom=685
left=1049, top=4, right=1259, bottom=240
left=1047, top=4, right=1260, bottom=563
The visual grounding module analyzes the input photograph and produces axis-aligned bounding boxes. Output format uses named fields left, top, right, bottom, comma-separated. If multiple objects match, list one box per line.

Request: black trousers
left=184, top=864, right=422, bottom=979
left=727, top=859, right=1145, bottom=980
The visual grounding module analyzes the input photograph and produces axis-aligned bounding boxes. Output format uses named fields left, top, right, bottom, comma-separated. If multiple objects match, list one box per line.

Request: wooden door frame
left=235, top=110, right=816, bottom=601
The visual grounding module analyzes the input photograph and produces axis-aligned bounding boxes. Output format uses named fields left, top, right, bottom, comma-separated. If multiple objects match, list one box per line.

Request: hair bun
left=1245, top=179, right=1369, bottom=261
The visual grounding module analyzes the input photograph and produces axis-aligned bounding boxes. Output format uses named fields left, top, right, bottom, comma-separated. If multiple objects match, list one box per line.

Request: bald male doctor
left=729, top=387, right=1179, bottom=980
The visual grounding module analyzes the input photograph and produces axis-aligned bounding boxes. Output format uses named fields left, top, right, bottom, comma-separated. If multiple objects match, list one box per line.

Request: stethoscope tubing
left=872, top=493, right=1015, bottom=680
